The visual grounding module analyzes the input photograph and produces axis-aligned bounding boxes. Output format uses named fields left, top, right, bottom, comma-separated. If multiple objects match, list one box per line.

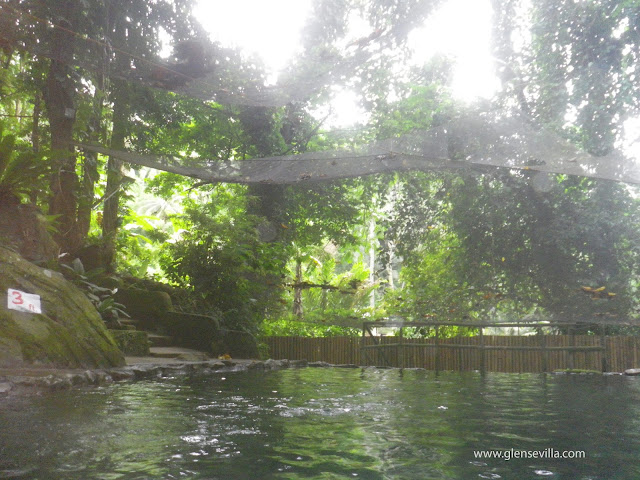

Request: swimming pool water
left=1, top=368, right=639, bottom=479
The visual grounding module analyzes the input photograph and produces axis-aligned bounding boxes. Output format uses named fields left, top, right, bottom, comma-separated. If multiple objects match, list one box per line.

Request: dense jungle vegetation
left=1, top=0, right=639, bottom=339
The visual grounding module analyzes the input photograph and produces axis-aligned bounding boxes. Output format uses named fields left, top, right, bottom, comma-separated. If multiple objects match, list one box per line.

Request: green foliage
left=0, top=122, right=48, bottom=204
left=60, top=262, right=129, bottom=325
left=261, top=316, right=359, bottom=337
left=116, top=171, right=180, bottom=277
left=398, top=325, right=478, bottom=339
left=116, top=233, right=163, bottom=279
left=293, top=247, right=377, bottom=320
left=371, top=83, right=454, bottom=138
left=382, top=170, right=640, bottom=323
left=386, top=228, right=478, bottom=321
left=4, top=0, right=639, bottom=338
left=280, top=182, right=366, bottom=247
left=159, top=184, right=288, bottom=332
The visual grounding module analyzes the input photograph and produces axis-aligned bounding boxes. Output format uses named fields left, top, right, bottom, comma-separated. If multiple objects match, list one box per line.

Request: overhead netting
left=2, top=1, right=640, bottom=185
left=0, top=2, right=381, bottom=107
left=79, top=110, right=640, bottom=186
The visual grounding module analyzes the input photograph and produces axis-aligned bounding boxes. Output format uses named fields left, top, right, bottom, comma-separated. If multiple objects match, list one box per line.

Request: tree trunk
left=44, top=0, right=81, bottom=254
left=101, top=7, right=128, bottom=271
left=78, top=4, right=111, bottom=240
left=101, top=84, right=127, bottom=271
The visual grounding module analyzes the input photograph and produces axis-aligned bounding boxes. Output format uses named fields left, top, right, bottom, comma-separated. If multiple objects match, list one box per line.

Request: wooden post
left=435, top=326, right=440, bottom=373
left=479, top=326, right=485, bottom=375
left=600, top=324, right=607, bottom=373
left=540, top=329, right=548, bottom=373
left=399, top=325, right=404, bottom=369
left=361, top=323, right=367, bottom=366
left=568, top=326, right=575, bottom=370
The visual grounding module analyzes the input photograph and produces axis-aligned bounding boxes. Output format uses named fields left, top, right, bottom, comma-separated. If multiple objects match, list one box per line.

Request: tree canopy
left=1, top=0, right=639, bottom=335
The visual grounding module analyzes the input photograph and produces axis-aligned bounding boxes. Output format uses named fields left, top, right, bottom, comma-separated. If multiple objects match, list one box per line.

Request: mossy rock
left=108, top=330, right=150, bottom=356
left=164, top=311, right=220, bottom=351
left=0, top=247, right=125, bottom=368
left=113, top=287, right=172, bottom=329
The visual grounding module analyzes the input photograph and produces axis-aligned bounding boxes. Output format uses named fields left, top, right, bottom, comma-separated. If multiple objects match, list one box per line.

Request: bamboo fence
left=264, top=335, right=640, bottom=373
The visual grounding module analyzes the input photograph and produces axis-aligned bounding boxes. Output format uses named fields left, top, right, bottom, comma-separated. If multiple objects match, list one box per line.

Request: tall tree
left=43, top=0, right=83, bottom=253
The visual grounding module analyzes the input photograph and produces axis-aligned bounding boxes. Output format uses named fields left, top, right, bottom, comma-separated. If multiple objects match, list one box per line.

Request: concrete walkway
left=126, top=345, right=235, bottom=364
left=126, top=346, right=262, bottom=367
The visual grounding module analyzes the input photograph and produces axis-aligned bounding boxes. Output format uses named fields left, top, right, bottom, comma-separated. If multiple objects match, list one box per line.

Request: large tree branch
left=75, top=111, right=640, bottom=186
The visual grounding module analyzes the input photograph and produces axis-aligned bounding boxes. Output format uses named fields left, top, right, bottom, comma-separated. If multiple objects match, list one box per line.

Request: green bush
left=159, top=190, right=287, bottom=334
left=261, top=317, right=359, bottom=337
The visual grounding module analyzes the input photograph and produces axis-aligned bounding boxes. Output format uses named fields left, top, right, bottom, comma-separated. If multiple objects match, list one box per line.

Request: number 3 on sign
left=10, top=290, right=24, bottom=305
left=7, top=289, right=42, bottom=314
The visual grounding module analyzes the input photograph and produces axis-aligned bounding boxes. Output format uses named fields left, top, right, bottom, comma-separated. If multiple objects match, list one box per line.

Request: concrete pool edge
left=2, top=358, right=636, bottom=397
left=0, top=359, right=362, bottom=396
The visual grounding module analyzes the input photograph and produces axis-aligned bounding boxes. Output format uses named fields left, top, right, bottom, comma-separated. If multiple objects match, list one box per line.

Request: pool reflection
left=1, top=369, right=639, bottom=479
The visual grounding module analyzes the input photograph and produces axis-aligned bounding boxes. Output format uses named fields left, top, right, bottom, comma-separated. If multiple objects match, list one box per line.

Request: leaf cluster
left=384, top=170, right=640, bottom=323
left=0, top=122, right=48, bottom=204
left=158, top=185, right=288, bottom=332
left=60, top=261, right=129, bottom=326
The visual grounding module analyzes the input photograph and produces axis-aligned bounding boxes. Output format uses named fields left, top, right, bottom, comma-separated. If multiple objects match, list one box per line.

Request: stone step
left=118, top=318, right=140, bottom=328
left=149, top=346, right=210, bottom=361
left=147, top=334, right=174, bottom=348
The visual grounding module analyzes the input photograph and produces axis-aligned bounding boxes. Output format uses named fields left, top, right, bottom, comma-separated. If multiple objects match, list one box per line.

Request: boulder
left=0, top=247, right=125, bottom=368
left=165, top=311, right=220, bottom=351
left=114, top=287, right=172, bottom=330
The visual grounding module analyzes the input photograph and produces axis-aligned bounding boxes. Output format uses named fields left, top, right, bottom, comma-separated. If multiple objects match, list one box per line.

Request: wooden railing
left=265, top=332, right=640, bottom=373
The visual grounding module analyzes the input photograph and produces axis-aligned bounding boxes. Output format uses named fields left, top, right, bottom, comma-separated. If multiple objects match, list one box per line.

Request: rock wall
left=0, top=247, right=125, bottom=369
